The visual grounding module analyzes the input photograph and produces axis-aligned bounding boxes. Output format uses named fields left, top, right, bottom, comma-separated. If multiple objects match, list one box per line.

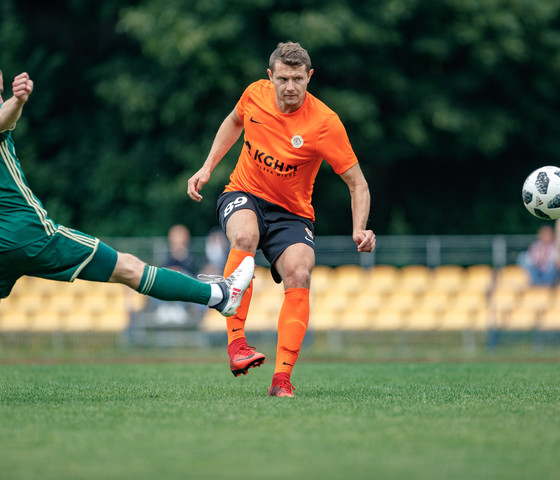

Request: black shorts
left=217, top=191, right=315, bottom=283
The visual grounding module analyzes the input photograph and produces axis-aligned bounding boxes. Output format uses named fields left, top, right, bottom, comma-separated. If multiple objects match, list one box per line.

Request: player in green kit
left=0, top=70, right=254, bottom=316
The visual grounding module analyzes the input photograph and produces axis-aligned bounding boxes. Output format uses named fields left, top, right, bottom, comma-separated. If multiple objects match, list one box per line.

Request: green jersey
left=0, top=125, right=57, bottom=251
left=0, top=106, right=118, bottom=298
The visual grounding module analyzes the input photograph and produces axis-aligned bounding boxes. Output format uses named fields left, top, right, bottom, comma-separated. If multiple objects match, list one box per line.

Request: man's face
left=267, top=61, right=313, bottom=113
left=0, top=74, right=4, bottom=104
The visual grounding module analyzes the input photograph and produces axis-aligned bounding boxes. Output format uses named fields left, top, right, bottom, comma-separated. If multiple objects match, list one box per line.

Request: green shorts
left=0, top=227, right=118, bottom=299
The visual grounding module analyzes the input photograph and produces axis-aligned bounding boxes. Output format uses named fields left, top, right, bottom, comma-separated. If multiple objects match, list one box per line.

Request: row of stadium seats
left=0, top=277, right=146, bottom=332
left=202, top=265, right=560, bottom=332
left=1, top=264, right=560, bottom=332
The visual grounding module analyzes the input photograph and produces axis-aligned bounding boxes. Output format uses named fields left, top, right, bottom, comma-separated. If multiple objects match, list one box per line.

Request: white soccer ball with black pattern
left=522, top=166, right=560, bottom=220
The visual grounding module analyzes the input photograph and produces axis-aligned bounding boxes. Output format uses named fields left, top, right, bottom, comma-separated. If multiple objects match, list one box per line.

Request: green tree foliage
left=2, top=0, right=560, bottom=235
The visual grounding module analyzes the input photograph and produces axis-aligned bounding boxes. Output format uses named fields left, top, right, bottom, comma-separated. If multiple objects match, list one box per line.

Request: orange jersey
left=224, top=80, right=358, bottom=222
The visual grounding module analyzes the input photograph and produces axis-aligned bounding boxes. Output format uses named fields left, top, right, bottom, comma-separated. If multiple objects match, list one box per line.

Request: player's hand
left=353, top=230, right=376, bottom=253
left=187, top=169, right=210, bottom=202
left=12, top=73, right=33, bottom=103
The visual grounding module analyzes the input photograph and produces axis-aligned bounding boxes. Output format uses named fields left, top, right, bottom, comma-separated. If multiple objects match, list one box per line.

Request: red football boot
left=268, top=372, right=295, bottom=397
left=227, top=338, right=266, bottom=377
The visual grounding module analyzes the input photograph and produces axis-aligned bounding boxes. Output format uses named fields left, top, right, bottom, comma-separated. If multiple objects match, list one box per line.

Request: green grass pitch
left=1, top=360, right=559, bottom=480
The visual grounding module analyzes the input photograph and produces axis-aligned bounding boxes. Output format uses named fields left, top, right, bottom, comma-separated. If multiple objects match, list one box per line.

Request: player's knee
left=229, top=230, right=259, bottom=253
left=112, top=252, right=145, bottom=286
left=284, top=265, right=311, bottom=289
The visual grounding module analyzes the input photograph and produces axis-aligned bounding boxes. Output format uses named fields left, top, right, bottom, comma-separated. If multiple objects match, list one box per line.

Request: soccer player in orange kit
left=188, top=42, right=375, bottom=397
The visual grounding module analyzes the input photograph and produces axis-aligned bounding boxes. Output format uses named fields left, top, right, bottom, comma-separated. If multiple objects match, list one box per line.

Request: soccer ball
left=522, top=166, right=560, bottom=220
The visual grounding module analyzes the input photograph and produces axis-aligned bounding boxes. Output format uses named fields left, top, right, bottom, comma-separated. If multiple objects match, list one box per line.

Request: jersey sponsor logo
left=291, top=135, right=304, bottom=148
left=251, top=148, right=297, bottom=176
left=250, top=117, right=263, bottom=124
left=244, top=141, right=298, bottom=177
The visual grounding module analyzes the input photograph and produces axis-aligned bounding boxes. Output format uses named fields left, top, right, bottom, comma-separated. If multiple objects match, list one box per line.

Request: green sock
left=136, top=266, right=211, bottom=305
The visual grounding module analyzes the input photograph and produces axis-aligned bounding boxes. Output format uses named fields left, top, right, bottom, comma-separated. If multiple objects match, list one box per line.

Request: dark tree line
left=2, top=0, right=559, bottom=236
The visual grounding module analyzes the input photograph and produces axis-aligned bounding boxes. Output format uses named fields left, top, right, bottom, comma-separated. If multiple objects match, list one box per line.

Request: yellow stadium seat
left=244, top=314, right=277, bottom=331
left=80, top=288, right=124, bottom=313
left=65, top=309, right=95, bottom=332
left=48, top=291, right=78, bottom=314
left=440, top=308, right=472, bottom=331
left=364, top=265, right=399, bottom=294
left=407, top=308, right=441, bottom=331
left=124, top=289, right=148, bottom=312
left=517, top=286, right=553, bottom=312
left=352, top=291, right=386, bottom=313
left=489, top=288, right=518, bottom=313
left=495, top=265, right=530, bottom=291
left=440, top=308, right=488, bottom=331
left=330, top=265, right=366, bottom=292
left=200, top=309, right=226, bottom=332
left=340, top=308, right=374, bottom=330
left=417, top=290, right=451, bottom=313
left=539, top=307, right=560, bottom=331
left=310, top=309, right=339, bottom=331
left=383, top=290, right=417, bottom=313
left=372, top=308, right=407, bottom=330
left=463, top=265, right=494, bottom=292
left=400, top=265, right=432, bottom=293
left=501, top=308, right=538, bottom=331
left=431, top=265, right=465, bottom=293
left=332, top=265, right=364, bottom=278
left=311, top=265, right=334, bottom=295
left=471, top=309, right=489, bottom=330
left=28, top=311, right=64, bottom=331
left=451, top=291, right=487, bottom=313
left=95, top=309, right=130, bottom=332
left=252, top=266, right=276, bottom=293
left=15, top=276, right=49, bottom=294
left=15, top=291, right=44, bottom=314
left=244, top=292, right=279, bottom=331
left=250, top=288, right=284, bottom=316
left=314, top=291, right=353, bottom=315
left=0, top=310, right=30, bottom=331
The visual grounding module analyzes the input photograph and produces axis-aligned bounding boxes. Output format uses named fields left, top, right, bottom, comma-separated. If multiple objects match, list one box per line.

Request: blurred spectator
left=519, top=225, right=558, bottom=286
left=163, top=224, right=198, bottom=277
left=153, top=224, right=202, bottom=327
left=202, top=227, right=230, bottom=275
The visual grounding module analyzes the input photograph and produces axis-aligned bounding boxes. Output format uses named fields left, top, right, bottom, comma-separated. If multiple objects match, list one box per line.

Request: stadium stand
left=540, top=307, right=560, bottom=331
left=1, top=263, right=559, bottom=344
left=209, top=264, right=559, bottom=336
left=0, top=277, right=146, bottom=333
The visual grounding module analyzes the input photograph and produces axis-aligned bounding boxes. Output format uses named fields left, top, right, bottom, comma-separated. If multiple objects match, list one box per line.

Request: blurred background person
left=202, top=227, right=230, bottom=276
left=518, top=225, right=558, bottom=286
left=163, top=224, right=199, bottom=277
left=152, top=224, right=204, bottom=327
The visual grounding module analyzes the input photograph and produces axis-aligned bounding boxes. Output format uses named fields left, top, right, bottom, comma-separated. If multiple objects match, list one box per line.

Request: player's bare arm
left=187, top=108, right=244, bottom=202
left=340, top=163, right=375, bottom=253
left=0, top=72, right=33, bottom=132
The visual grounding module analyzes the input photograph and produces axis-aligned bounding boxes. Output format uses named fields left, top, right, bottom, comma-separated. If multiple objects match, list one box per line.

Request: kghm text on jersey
left=245, top=141, right=298, bottom=176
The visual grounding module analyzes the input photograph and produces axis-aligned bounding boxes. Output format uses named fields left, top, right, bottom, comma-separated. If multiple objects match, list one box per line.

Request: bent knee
left=283, top=266, right=311, bottom=289
left=111, top=252, right=145, bottom=287
left=229, top=230, right=259, bottom=253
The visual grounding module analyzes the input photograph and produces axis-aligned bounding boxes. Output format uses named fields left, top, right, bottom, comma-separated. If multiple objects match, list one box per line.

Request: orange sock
left=275, top=288, right=310, bottom=375
left=224, top=249, right=254, bottom=344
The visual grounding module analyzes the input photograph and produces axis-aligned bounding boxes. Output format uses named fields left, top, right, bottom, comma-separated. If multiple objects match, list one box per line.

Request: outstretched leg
left=80, top=242, right=253, bottom=317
